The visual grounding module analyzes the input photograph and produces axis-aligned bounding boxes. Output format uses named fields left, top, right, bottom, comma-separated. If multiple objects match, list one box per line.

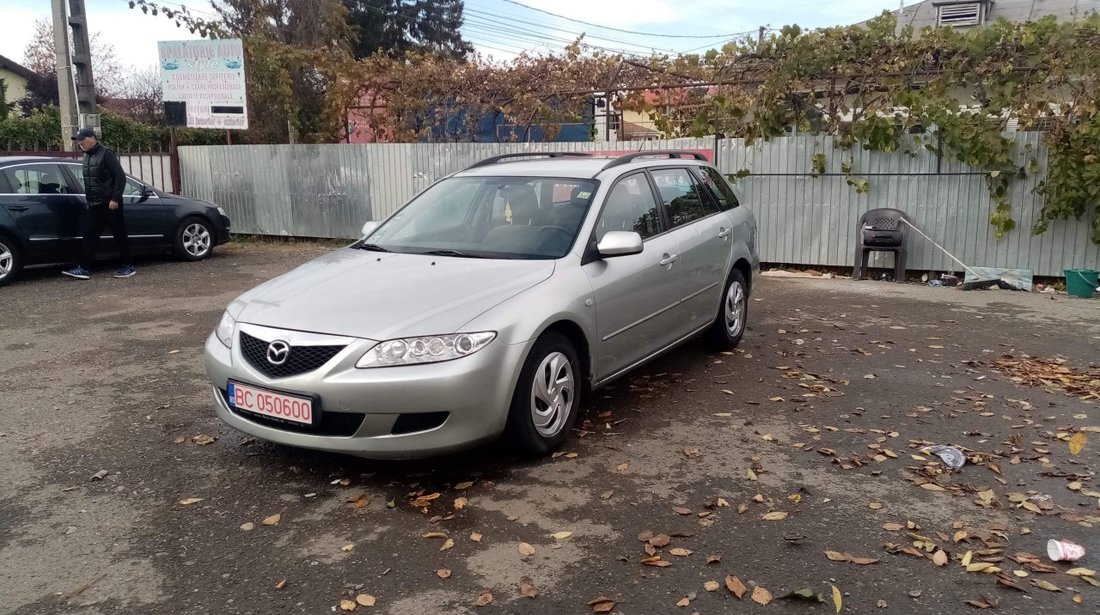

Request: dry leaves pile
left=992, top=356, right=1100, bottom=401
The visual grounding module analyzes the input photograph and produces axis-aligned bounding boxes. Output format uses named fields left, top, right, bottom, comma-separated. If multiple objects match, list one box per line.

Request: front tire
left=0, top=235, right=22, bottom=287
left=174, top=217, right=215, bottom=261
left=503, top=332, right=581, bottom=457
left=705, top=269, right=748, bottom=350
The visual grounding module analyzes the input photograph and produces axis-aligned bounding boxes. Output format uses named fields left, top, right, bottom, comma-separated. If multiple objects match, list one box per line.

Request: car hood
left=235, top=248, right=555, bottom=340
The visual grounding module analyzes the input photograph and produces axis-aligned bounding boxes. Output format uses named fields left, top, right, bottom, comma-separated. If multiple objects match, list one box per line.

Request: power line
left=463, top=19, right=651, bottom=56
left=463, top=7, right=678, bottom=53
left=485, top=0, right=761, bottom=39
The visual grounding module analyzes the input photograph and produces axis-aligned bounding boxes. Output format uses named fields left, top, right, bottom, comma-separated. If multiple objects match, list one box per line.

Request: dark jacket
left=82, top=142, right=126, bottom=207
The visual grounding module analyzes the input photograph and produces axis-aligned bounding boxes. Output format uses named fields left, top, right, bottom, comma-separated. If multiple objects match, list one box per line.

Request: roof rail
left=601, top=150, right=708, bottom=171
left=464, top=152, right=593, bottom=170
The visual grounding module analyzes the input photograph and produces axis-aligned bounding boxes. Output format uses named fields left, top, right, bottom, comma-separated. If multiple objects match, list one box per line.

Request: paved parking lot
left=2, top=242, right=1098, bottom=614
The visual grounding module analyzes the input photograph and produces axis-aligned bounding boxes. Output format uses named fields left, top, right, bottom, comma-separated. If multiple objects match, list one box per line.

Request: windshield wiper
left=422, top=248, right=485, bottom=258
left=356, top=243, right=390, bottom=252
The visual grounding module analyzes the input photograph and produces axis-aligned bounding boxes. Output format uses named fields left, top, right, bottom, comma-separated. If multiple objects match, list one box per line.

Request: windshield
left=362, top=176, right=598, bottom=259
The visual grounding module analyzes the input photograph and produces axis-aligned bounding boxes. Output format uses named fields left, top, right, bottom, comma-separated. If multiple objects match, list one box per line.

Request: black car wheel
left=0, top=235, right=22, bottom=287
left=503, top=331, right=581, bottom=457
left=704, top=269, right=748, bottom=350
left=174, top=217, right=214, bottom=261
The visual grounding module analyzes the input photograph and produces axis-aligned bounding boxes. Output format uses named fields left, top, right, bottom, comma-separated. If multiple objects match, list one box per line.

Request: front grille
left=240, top=331, right=345, bottom=379
left=221, top=389, right=364, bottom=436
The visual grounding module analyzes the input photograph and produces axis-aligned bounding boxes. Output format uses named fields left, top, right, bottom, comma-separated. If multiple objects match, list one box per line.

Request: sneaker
left=113, top=265, right=137, bottom=278
left=62, top=266, right=91, bottom=280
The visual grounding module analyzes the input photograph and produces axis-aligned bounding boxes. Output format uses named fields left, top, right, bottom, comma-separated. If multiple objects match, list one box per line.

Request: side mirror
left=360, top=221, right=380, bottom=237
left=137, top=185, right=153, bottom=203
left=596, top=231, right=643, bottom=258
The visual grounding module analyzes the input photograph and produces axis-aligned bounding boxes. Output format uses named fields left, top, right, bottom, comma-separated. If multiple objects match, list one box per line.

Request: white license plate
left=228, top=381, right=314, bottom=425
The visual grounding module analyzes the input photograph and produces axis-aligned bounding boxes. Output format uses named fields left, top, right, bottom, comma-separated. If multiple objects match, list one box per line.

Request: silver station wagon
left=204, top=151, right=759, bottom=459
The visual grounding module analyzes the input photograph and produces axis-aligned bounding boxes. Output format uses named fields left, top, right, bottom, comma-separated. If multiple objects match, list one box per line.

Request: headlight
left=215, top=310, right=236, bottom=348
left=217, top=206, right=227, bottom=216
left=356, top=332, right=496, bottom=368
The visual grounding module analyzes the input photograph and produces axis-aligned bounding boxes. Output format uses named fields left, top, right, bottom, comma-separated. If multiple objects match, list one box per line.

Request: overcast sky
left=0, top=0, right=906, bottom=73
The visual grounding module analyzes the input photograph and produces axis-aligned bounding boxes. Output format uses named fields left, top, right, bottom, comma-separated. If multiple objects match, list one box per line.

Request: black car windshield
left=362, top=176, right=598, bottom=259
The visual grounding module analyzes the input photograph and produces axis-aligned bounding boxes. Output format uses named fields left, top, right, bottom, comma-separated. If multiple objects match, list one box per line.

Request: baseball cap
left=71, top=128, right=98, bottom=140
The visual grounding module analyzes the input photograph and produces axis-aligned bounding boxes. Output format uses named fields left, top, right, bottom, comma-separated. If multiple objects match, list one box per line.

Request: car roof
left=0, top=156, right=80, bottom=165
left=454, top=155, right=712, bottom=180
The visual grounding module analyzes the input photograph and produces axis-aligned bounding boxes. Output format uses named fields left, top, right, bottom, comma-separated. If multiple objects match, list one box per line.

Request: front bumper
left=203, top=328, right=528, bottom=459
left=215, top=214, right=231, bottom=245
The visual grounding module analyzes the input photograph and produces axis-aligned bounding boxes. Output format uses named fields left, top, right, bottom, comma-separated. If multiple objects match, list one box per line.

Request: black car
left=0, top=156, right=231, bottom=286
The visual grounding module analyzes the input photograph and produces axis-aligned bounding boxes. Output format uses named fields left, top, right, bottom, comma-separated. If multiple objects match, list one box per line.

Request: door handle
left=7, top=206, right=29, bottom=212
left=658, top=253, right=679, bottom=266
left=718, top=227, right=731, bottom=239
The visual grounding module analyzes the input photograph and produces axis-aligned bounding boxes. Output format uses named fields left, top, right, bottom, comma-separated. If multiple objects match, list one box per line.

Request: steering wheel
left=536, top=225, right=572, bottom=239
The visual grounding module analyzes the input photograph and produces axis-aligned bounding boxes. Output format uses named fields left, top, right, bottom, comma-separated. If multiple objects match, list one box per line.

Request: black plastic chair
left=853, top=208, right=907, bottom=283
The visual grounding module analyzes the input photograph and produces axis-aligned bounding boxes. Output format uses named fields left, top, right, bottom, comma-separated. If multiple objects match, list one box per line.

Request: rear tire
left=503, top=331, right=581, bottom=457
left=174, top=217, right=215, bottom=261
left=705, top=269, right=748, bottom=350
left=0, top=235, right=22, bottom=287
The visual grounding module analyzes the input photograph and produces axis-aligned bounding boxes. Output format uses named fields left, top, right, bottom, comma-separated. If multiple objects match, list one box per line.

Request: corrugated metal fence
left=179, top=134, right=1100, bottom=277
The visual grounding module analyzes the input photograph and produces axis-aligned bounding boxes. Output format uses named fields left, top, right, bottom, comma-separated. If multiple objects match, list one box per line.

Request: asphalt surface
left=1, top=242, right=1098, bottom=615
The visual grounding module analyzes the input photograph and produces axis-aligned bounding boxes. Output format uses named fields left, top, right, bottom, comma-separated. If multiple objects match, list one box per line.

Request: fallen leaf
left=262, top=512, right=281, bottom=526
left=706, top=554, right=721, bottom=564
left=352, top=495, right=369, bottom=509
left=240, top=522, right=255, bottom=531
left=454, top=497, right=468, bottom=510
left=752, top=585, right=773, bottom=605
left=341, top=544, right=354, bottom=552
left=589, top=596, right=616, bottom=613
left=869, top=502, right=883, bottom=510
left=965, top=598, right=992, bottom=609
left=920, top=483, right=947, bottom=492
left=738, top=503, right=749, bottom=513
left=437, top=569, right=452, bottom=579
left=669, top=548, right=693, bottom=557
left=762, top=511, right=788, bottom=521
left=832, top=585, right=842, bottom=614
left=676, top=597, right=691, bottom=607
left=726, top=576, right=747, bottom=599
left=1032, top=579, right=1061, bottom=592
left=422, top=532, right=448, bottom=539
left=954, top=531, right=968, bottom=543
left=520, top=581, right=538, bottom=598
left=769, top=396, right=785, bottom=402
left=274, top=579, right=286, bottom=589
left=470, top=532, right=483, bottom=542
left=883, top=523, right=904, bottom=531
left=518, top=542, right=535, bottom=557
left=752, top=494, right=765, bottom=503
left=746, top=468, right=758, bottom=481
left=1069, top=432, right=1086, bottom=455
left=454, top=481, right=475, bottom=490
left=552, top=531, right=574, bottom=540
left=191, top=434, right=216, bottom=445
left=648, top=534, right=671, bottom=547
left=440, top=538, right=455, bottom=551
left=179, top=497, right=203, bottom=505
left=340, top=599, right=357, bottom=611
left=600, top=490, right=615, bottom=500
left=716, top=497, right=729, bottom=507
left=356, top=594, right=376, bottom=607
left=641, top=557, right=672, bottom=567
left=616, top=463, right=629, bottom=472
left=1074, top=594, right=1083, bottom=604
left=683, top=447, right=700, bottom=458
left=962, top=551, right=973, bottom=566
left=1066, top=568, right=1097, bottom=577
left=704, top=581, right=720, bottom=592
left=825, top=550, right=848, bottom=562
left=673, top=506, right=692, bottom=516
left=475, top=591, right=494, bottom=606
left=933, top=550, right=948, bottom=566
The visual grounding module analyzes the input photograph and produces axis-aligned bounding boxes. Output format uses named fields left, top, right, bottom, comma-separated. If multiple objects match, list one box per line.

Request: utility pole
left=51, top=0, right=77, bottom=150
left=67, top=0, right=99, bottom=135
left=758, top=26, right=766, bottom=45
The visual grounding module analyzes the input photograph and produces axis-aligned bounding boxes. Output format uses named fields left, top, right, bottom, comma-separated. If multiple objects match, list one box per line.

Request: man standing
left=62, top=128, right=136, bottom=279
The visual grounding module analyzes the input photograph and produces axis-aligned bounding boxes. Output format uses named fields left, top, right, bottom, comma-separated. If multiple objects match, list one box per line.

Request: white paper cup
left=1047, top=539, right=1086, bottom=562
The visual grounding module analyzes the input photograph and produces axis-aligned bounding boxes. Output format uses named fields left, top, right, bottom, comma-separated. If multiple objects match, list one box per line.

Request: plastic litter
left=920, top=445, right=966, bottom=470
left=1047, top=539, right=1086, bottom=562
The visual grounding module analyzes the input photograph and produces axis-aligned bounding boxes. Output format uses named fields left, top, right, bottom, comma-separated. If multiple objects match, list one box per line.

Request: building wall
left=0, top=69, right=29, bottom=106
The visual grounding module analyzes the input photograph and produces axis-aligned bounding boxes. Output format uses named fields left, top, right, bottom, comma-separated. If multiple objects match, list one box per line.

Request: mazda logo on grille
left=266, top=340, right=291, bottom=365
